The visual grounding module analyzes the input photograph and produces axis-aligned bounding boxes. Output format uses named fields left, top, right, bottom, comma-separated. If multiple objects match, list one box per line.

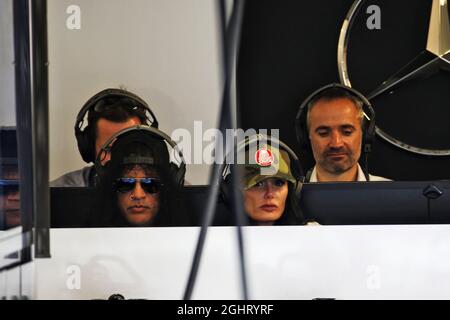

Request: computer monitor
left=51, top=181, right=450, bottom=227
left=50, top=187, right=97, bottom=227
left=427, top=181, right=450, bottom=223
left=300, top=181, right=450, bottom=225
left=50, top=186, right=225, bottom=227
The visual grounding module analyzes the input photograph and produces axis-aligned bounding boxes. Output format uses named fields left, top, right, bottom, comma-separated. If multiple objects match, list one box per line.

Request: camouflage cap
left=240, top=145, right=296, bottom=189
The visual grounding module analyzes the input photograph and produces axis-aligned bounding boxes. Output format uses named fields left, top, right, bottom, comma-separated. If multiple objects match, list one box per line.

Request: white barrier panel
left=35, top=226, right=450, bottom=300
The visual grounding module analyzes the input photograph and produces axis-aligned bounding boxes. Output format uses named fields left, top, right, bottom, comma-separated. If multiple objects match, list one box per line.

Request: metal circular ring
left=337, top=0, right=450, bottom=156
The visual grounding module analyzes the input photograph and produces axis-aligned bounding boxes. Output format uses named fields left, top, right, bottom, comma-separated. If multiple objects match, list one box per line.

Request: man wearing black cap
left=94, top=128, right=186, bottom=227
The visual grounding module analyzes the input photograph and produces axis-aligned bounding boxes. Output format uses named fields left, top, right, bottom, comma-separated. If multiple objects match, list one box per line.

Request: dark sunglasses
left=114, top=177, right=163, bottom=194
left=0, top=179, right=19, bottom=195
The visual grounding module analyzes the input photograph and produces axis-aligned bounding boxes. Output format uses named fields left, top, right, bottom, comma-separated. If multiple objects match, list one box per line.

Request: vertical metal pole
left=13, top=0, right=34, bottom=264
left=183, top=0, right=247, bottom=300
left=30, top=0, right=50, bottom=258
left=13, top=0, right=50, bottom=260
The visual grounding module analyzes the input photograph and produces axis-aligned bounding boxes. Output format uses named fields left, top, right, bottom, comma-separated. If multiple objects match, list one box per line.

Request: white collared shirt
left=308, top=164, right=391, bottom=182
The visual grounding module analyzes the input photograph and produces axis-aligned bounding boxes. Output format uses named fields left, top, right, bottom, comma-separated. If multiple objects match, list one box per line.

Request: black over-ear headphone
left=94, top=125, right=186, bottom=188
left=220, top=134, right=304, bottom=203
left=75, top=88, right=159, bottom=163
left=295, top=83, right=376, bottom=154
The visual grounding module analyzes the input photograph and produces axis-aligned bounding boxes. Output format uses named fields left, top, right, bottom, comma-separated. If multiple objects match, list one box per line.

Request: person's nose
left=329, top=130, right=344, bottom=148
left=264, top=182, right=276, bottom=199
left=131, top=182, right=146, bottom=199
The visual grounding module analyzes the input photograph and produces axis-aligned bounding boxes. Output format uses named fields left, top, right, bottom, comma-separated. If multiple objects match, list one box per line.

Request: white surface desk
left=35, top=225, right=450, bottom=299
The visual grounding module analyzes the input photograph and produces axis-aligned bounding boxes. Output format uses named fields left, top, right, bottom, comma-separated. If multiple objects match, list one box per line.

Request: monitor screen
left=51, top=186, right=225, bottom=227
left=51, top=181, right=450, bottom=227
left=50, top=187, right=97, bottom=228
left=300, top=181, right=450, bottom=225
left=427, top=181, right=450, bottom=223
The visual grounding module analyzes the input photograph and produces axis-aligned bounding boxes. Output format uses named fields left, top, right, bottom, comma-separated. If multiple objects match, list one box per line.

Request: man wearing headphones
left=92, top=126, right=188, bottom=227
left=296, top=84, right=390, bottom=182
left=51, top=89, right=157, bottom=187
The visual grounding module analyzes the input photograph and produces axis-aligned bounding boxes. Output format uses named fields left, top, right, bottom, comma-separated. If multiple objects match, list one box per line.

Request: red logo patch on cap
left=255, top=148, right=273, bottom=167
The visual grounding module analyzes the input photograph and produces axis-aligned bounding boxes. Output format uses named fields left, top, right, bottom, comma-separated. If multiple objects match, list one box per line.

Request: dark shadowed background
left=238, top=0, right=450, bottom=181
